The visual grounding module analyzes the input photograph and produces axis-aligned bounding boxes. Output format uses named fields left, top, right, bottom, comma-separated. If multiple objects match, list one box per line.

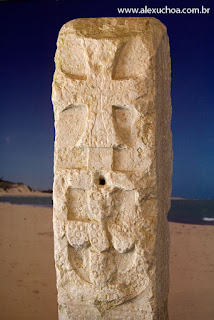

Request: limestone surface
left=52, top=17, right=172, bottom=320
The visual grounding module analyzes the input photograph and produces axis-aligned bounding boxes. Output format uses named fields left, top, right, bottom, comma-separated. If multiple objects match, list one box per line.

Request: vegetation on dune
left=0, top=178, right=52, bottom=193
left=0, top=178, right=31, bottom=191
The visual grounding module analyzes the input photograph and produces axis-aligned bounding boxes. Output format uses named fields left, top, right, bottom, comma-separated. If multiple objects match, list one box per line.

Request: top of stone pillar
left=59, top=17, right=166, bottom=36
left=57, top=17, right=167, bottom=51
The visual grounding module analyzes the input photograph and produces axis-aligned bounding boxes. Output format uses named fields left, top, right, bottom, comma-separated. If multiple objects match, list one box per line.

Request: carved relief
left=60, top=171, right=150, bottom=311
left=56, top=38, right=88, bottom=80
left=56, top=35, right=150, bottom=306
left=112, top=106, right=138, bottom=147
left=112, top=37, right=150, bottom=80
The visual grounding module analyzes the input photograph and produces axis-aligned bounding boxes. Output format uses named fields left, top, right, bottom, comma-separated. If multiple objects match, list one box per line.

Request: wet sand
left=0, top=203, right=213, bottom=320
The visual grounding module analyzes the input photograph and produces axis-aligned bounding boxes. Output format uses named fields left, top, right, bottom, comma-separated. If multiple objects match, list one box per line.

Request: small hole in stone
left=99, top=177, right=106, bottom=185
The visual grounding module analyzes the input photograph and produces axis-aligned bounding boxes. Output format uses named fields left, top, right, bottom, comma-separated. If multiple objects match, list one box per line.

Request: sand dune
left=0, top=203, right=213, bottom=320
left=0, top=178, right=52, bottom=196
left=0, top=191, right=52, bottom=196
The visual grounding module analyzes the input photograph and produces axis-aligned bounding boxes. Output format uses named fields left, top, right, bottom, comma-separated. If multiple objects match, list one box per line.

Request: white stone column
left=52, top=17, right=172, bottom=320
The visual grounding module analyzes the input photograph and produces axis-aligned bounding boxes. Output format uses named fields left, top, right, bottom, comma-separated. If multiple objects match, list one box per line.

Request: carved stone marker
left=52, top=17, right=172, bottom=320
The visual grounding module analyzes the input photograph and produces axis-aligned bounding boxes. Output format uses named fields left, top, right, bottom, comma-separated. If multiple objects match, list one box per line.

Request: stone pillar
left=52, top=18, right=172, bottom=320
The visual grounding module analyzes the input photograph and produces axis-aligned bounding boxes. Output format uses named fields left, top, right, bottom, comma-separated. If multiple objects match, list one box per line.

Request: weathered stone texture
left=52, top=17, right=172, bottom=320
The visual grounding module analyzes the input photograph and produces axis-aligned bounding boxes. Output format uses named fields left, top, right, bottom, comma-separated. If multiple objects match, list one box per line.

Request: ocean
left=0, top=195, right=53, bottom=208
left=168, top=199, right=214, bottom=225
left=0, top=196, right=214, bottom=225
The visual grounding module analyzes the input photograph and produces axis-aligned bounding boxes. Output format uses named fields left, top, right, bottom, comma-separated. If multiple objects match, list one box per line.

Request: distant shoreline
left=0, top=194, right=211, bottom=200
left=0, top=197, right=214, bottom=226
left=0, top=192, right=52, bottom=197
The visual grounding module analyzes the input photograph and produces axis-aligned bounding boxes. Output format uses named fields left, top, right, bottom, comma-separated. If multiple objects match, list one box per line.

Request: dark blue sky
left=0, top=0, right=213, bottom=198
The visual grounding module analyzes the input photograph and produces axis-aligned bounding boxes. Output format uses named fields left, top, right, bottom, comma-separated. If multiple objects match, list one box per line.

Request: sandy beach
left=0, top=203, right=213, bottom=320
